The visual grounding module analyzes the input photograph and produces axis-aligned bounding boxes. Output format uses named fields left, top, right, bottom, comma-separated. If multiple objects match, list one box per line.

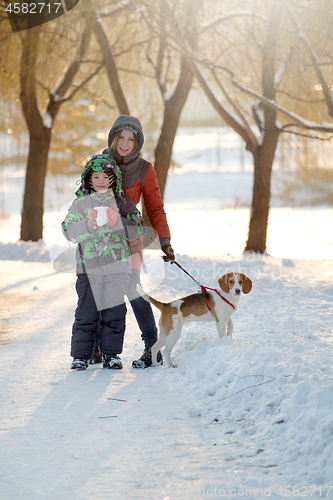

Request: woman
left=96, top=115, right=175, bottom=368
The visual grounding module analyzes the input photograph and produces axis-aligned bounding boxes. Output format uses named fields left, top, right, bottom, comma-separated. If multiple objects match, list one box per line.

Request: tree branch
left=252, top=102, right=264, bottom=132
left=274, top=39, right=295, bottom=89
left=140, top=0, right=167, bottom=96
left=281, top=128, right=333, bottom=141
left=113, top=38, right=152, bottom=58
left=145, top=42, right=166, bottom=96
left=201, top=60, right=333, bottom=133
left=97, top=0, right=134, bottom=18
left=59, top=63, right=104, bottom=103
left=211, top=68, right=258, bottom=148
left=36, top=80, right=52, bottom=97
left=157, top=0, right=257, bottom=151
left=87, top=0, right=130, bottom=115
left=145, top=0, right=333, bottom=136
left=20, top=28, right=44, bottom=137
left=287, top=3, right=333, bottom=118
left=276, top=89, right=325, bottom=104
left=155, top=4, right=167, bottom=96
left=80, top=88, right=116, bottom=111
left=232, top=76, right=333, bottom=132
left=51, top=21, right=93, bottom=101
left=199, top=11, right=267, bottom=33
left=47, top=9, right=94, bottom=121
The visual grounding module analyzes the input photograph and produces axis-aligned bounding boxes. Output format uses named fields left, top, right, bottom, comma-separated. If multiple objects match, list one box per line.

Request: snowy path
left=1, top=255, right=333, bottom=499
left=0, top=261, right=243, bottom=499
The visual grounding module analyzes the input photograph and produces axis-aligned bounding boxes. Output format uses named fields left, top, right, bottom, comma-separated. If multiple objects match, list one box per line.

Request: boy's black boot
left=89, top=346, right=103, bottom=364
left=103, top=355, right=123, bottom=369
left=71, top=358, right=89, bottom=371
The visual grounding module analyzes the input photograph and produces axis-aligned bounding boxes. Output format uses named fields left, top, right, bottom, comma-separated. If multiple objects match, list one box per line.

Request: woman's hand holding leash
left=161, top=244, right=175, bottom=262
left=149, top=237, right=175, bottom=262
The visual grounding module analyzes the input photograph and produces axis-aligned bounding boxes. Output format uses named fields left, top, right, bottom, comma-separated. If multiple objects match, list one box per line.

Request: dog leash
left=172, top=260, right=200, bottom=286
left=149, top=237, right=235, bottom=311
left=172, top=261, right=235, bottom=310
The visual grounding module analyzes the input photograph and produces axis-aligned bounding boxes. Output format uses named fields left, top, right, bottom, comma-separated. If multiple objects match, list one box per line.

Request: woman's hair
left=110, top=130, right=138, bottom=154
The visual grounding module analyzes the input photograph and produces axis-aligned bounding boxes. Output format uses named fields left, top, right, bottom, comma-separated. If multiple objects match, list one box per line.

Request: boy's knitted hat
left=75, top=154, right=124, bottom=199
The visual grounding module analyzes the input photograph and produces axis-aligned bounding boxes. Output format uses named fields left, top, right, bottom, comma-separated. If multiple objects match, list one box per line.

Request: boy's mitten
left=88, top=209, right=98, bottom=227
left=161, top=244, right=175, bottom=262
left=106, top=205, right=118, bottom=227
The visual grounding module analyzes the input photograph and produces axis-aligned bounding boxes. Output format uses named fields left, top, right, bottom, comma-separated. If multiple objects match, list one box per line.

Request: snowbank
left=0, top=240, right=51, bottom=262
left=0, top=246, right=333, bottom=499
left=159, top=254, right=333, bottom=485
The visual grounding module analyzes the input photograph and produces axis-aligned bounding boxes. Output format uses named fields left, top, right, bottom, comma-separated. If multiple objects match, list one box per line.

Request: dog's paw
left=220, top=335, right=233, bottom=345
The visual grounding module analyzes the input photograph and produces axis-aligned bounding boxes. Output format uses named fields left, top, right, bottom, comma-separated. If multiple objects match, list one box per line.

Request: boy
left=62, top=154, right=142, bottom=370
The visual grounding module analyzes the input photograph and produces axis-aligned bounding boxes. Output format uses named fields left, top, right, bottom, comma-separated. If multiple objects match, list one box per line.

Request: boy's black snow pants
left=71, top=273, right=128, bottom=360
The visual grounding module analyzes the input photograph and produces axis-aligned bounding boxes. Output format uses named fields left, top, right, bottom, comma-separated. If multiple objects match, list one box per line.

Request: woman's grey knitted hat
left=108, top=115, right=144, bottom=152
left=113, top=125, right=139, bottom=141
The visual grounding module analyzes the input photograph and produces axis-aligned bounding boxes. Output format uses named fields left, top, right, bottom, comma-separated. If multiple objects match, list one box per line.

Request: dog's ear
left=240, top=273, right=252, bottom=294
left=218, top=273, right=231, bottom=294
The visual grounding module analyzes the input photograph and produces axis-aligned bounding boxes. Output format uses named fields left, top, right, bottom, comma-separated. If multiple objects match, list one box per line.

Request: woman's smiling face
left=116, top=130, right=136, bottom=157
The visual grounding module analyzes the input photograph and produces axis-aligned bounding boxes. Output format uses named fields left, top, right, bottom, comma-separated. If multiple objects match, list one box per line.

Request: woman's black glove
left=161, top=244, right=175, bottom=262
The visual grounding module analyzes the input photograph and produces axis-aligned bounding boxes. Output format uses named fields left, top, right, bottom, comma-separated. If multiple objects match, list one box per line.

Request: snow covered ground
left=0, top=128, right=333, bottom=499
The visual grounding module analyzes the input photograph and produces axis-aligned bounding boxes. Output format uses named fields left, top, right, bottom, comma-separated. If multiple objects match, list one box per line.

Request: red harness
left=166, top=258, right=236, bottom=313
left=201, top=285, right=236, bottom=311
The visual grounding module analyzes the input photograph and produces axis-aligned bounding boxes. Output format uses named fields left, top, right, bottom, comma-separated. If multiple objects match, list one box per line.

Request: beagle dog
left=137, top=272, right=252, bottom=368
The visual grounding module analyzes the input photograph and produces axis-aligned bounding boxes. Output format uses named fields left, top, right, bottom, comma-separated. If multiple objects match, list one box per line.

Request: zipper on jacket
left=122, top=169, right=127, bottom=193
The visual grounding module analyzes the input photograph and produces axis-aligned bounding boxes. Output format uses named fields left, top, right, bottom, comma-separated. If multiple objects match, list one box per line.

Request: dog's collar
left=201, top=285, right=236, bottom=310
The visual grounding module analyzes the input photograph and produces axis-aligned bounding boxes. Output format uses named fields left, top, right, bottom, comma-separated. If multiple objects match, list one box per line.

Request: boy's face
left=91, top=171, right=110, bottom=193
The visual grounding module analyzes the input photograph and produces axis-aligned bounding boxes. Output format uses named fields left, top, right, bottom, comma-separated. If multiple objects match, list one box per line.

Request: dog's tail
left=136, top=284, right=166, bottom=311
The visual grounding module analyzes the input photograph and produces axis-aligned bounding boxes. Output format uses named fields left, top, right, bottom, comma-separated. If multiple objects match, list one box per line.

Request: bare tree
left=19, top=5, right=101, bottom=241
left=86, top=0, right=130, bottom=115
left=86, top=0, right=201, bottom=201
left=141, top=0, right=201, bottom=199
left=161, top=0, right=333, bottom=252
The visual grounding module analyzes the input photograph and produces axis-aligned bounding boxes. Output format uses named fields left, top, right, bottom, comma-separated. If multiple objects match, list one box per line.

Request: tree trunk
left=19, top=14, right=93, bottom=241
left=154, top=60, right=193, bottom=198
left=20, top=132, right=51, bottom=241
left=19, top=28, right=47, bottom=241
left=153, top=0, right=200, bottom=198
left=93, top=18, right=130, bottom=115
left=245, top=130, right=279, bottom=252
left=245, top=0, right=282, bottom=252
left=141, top=60, right=193, bottom=233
